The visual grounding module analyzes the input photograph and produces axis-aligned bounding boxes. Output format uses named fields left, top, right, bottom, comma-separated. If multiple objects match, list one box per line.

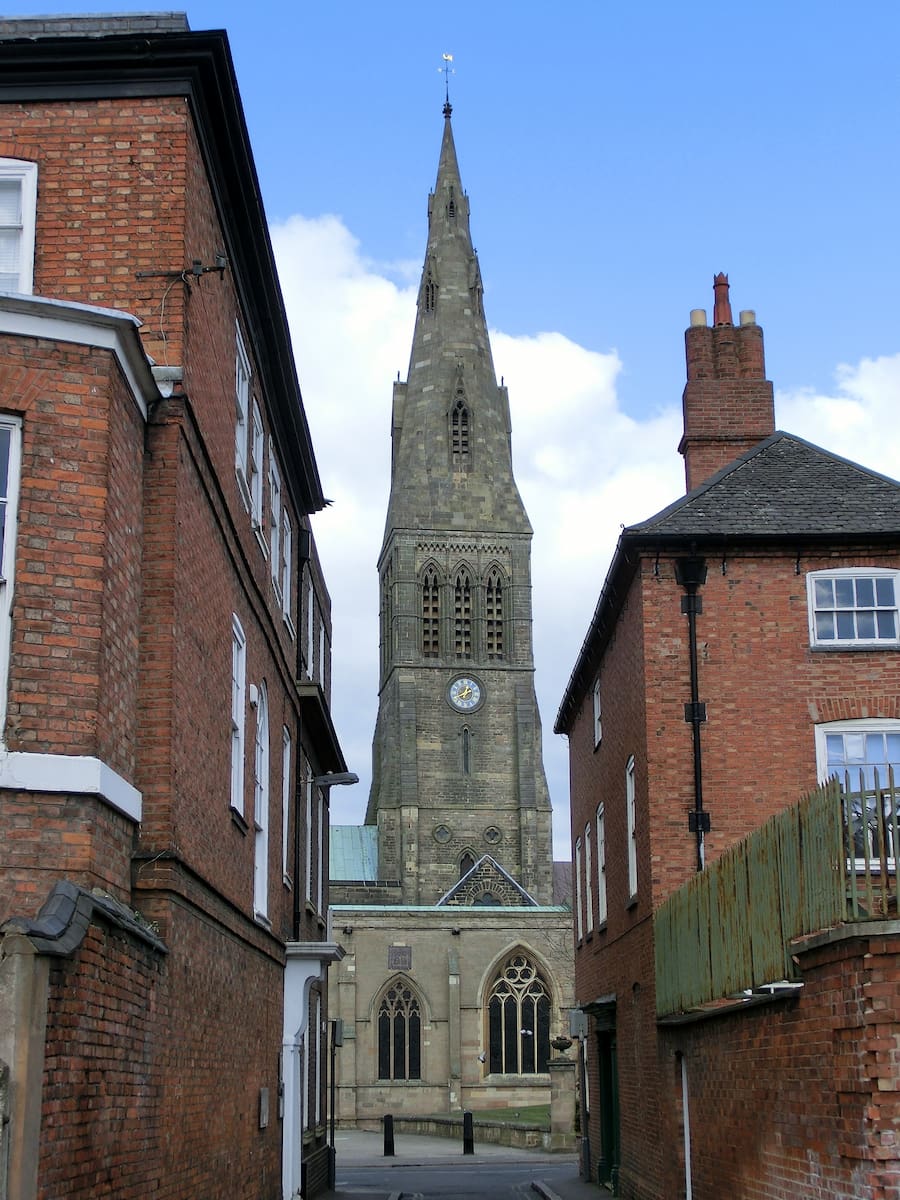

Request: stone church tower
left=330, top=104, right=573, bottom=1127
left=367, top=101, right=553, bottom=906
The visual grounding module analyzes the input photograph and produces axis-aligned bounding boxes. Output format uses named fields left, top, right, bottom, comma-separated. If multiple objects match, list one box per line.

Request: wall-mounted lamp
left=312, top=772, right=359, bottom=788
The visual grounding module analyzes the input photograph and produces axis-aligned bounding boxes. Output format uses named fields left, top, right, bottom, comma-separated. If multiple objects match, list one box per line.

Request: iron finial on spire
left=440, top=52, right=454, bottom=116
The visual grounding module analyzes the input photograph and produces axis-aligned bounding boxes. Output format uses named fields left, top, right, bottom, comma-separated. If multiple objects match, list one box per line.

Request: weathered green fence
left=654, top=774, right=898, bottom=1017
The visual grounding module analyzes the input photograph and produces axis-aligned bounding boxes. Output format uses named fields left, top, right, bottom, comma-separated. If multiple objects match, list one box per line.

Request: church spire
left=383, top=107, right=530, bottom=539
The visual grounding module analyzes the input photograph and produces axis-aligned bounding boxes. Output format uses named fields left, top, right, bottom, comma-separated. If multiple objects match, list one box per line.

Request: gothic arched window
left=381, top=557, right=394, bottom=675
left=485, top=567, right=504, bottom=661
left=377, top=981, right=422, bottom=1080
left=453, top=568, right=472, bottom=658
left=421, top=566, right=440, bottom=659
left=424, top=272, right=436, bottom=313
left=451, top=398, right=469, bottom=466
left=487, top=953, right=551, bottom=1075
left=459, top=851, right=475, bottom=878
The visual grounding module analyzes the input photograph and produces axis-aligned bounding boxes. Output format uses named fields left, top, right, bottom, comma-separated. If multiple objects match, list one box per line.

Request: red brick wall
left=659, top=930, right=900, bottom=1200
left=568, top=546, right=900, bottom=1197
left=569, top=568, right=664, bottom=1194
left=0, top=337, right=144, bottom=765
left=37, top=901, right=287, bottom=1200
left=0, top=793, right=134, bottom=916
left=39, top=920, right=164, bottom=1200
left=149, top=901, right=285, bottom=1200
left=640, top=547, right=900, bottom=904
left=680, top=321, right=775, bottom=490
left=1, top=77, right=330, bottom=1200
left=0, top=96, right=189, bottom=366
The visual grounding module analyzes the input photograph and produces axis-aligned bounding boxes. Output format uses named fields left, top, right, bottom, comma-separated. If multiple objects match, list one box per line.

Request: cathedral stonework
left=330, top=104, right=573, bottom=1126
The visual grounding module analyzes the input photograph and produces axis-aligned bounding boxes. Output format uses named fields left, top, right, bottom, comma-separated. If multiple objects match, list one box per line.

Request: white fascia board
left=0, top=293, right=160, bottom=420
left=0, top=751, right=141, bottom=821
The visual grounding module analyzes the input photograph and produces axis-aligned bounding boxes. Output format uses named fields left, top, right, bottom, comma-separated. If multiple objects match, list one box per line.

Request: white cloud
left=777, top=353, right=900, bottom=482
left=273, top=212, right=900, bottom=857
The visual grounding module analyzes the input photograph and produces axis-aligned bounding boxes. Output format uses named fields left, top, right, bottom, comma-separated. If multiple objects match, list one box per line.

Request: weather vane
left=439, top=52, right=455, bottom=111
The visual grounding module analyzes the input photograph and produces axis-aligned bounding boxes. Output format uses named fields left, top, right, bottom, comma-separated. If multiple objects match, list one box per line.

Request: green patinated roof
left=330, top=824, right=378, bottom=881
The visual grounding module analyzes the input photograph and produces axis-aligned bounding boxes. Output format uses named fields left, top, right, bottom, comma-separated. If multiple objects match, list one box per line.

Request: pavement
left=324, top=1128, right=601, bottom=1200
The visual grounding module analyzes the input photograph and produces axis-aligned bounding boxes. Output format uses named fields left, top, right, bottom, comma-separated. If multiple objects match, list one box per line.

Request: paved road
left=325, top=1129, right=598, bottom=1200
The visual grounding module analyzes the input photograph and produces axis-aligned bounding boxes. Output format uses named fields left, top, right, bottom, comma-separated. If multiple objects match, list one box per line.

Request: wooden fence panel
left=655, top=780, right=850, bottom=1016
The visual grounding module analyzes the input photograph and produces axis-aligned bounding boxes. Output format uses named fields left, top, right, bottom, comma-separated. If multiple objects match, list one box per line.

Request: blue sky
left=11, top=1, right=900, bottom=854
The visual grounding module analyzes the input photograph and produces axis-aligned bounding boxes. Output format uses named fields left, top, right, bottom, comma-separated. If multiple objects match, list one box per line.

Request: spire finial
left=440, top=52, right=454, bottom=116
left=713, top=272, right=733, bottom=326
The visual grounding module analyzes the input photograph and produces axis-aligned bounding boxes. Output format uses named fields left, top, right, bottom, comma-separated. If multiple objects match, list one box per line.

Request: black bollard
left=383, top=1113, right=395, bottom=1157
left=462, top=1109, right=474, bottom=1156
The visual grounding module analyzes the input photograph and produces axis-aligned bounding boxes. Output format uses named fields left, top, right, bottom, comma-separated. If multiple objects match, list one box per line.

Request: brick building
left=0, top=16, right=348, bottom=1200
left=329, top=104, right=574, bottom=1127
left=556, top=277, right=900, bottom=1198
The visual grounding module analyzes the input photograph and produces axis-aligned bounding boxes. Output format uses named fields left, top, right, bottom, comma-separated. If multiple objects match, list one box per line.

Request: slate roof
left=555, top=431, right=900, bottom=733
left=629, top=432, right=900, bottom=541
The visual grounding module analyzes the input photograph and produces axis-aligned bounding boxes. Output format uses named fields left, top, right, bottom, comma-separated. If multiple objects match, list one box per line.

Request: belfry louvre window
left=421, top=567, right=440, bottom=658
left=485, top=568, right=504, bottom=660
left=451, top=398, right=469, bottom=464
left=487, top=953, right=550, bottom=1075
left=454, top=569, right=472, bottom=658
left=377, top=982, right=422, bottom=1080
left=808, top=568, right=900, bottom=647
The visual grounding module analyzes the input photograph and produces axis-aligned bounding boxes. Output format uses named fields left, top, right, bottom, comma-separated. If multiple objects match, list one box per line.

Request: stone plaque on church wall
left=388, top=945, right=412, bottom=971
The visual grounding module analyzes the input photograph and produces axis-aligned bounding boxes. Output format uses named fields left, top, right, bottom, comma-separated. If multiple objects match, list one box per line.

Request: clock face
left=448, top=676, right=483, bottom=712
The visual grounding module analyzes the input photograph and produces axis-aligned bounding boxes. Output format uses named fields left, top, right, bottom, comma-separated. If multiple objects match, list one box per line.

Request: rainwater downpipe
left=674, top=556, right=709, bottom=871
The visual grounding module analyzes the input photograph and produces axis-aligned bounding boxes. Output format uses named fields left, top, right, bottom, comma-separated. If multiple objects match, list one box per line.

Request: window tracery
left=485, top=567, right=504, bottom=660
left=453, top=568, right=472, bottom=658
left=377, top=980, right=422, bottom=1080
left=421, top=565, right=440, bottom=658
left=486, top=953, right=551, bottom=1075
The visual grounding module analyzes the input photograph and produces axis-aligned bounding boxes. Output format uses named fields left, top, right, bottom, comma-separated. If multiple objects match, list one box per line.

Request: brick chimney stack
left=678, top=274, right=775, bottom=491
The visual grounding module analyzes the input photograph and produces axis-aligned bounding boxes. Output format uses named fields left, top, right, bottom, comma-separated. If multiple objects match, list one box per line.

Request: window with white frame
left=0, top=418, right=22, bottom=735
left=574, top=835, right=583, bottom=940
left=591, top=676, right=602, bottom=746
left=249, top=399, right=264, bottom=533
left=230, top=616, right=247, bottom=816
left=304, top=771, right=313, bottom=903
left=269, top=448, right=282, bottom=598
left=305, top=575, right=315, bottom=679
left=808, top=568, right=900, bottom=648
left=282, top=726, right=292, bottom=883
left=234, top=326, right=251, bottom=504
left=281, top=509, right=293, bottom=630
left=816, top=719, right=900, bottom=866
left=316, top=786, right=325, bottom=913
left=318, top=619, right=327, bottom=688
left=253, top=683, right=270, bottom=920
left=584, top=823, right=594, bottom=934
left=596, top=803, right=607, bottom=925
left=626, top=756, right=637, bottom=899
left=0, top=159, right=37, bottom=294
